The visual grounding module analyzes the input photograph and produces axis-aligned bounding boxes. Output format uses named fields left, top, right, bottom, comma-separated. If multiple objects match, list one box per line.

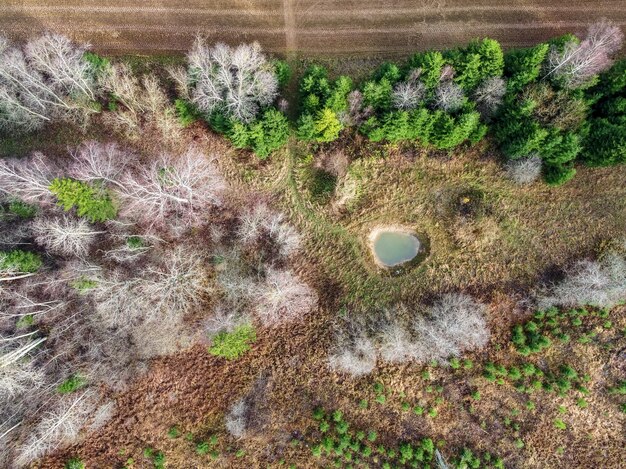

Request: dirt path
left=1, top=1, right=625, bottom=56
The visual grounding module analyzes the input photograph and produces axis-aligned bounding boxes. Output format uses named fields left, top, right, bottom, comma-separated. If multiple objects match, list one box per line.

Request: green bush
left=208, top=324, right=256, bottom=360
left=49, top=178, right=117, bottom=222
left=64, top=458, right=85, bottom=469
left=71, top=277, right=98, bottom=293
left=58, top=374, right=87, bottom=394
left=7, top=199, right=37, bottom=218
left=174, top=99, right=201, bottom=127
left=0, top=249, right=42, bottom=274
left=83, top=51, right=111, bottom=80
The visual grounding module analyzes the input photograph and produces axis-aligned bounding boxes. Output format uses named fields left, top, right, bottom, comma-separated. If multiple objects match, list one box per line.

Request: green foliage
left=196, top=441, right=210, bottom=455
left=57, top=374, right=87, bottom=394
left=406, top=51, right=445, bottom=90
left=298, top=108, right=343, bottom=143
left=126, top=236, right=145, bottom=249
left=7, top=199, right=37, bottom=218
left=143, top=448, right=166, bottom=469
left=608, top=380, right=626, bottom=395
left=208, top=324, right=256, bottom=360
left=453, top=38, right=504, bottom=91
left=273, top=60, right=292, bottom=88
left=0, top=249, right=42, bottom=274
left=311, top=408, right=439, bottom=467
left=83, top=51, right=111, bottom=80
left=174, top=99, right=201, bottom=127
left=299, top=65, right=352, bottom=115
left=504, top=43, right=550, bottom=93
left=71, top=276, right=98, bottom=293
left=167, top=426, right=181, bottom=438
left=583, top=61, right=626, bottom=166
left=227, top=108, right=290, bottom=158
left=362, top=78, right=394, bottom=112
left=64, top=458, right=85, bottom=469
left=49, top=178, right=117, bottom=222
left=16, top=314, right=34, bottom=329
left=453, top=447, right=504, bottom=469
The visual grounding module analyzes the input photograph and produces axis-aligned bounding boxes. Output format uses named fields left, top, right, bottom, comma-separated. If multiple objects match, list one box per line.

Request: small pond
left=369, top=229, right=422, bottom=268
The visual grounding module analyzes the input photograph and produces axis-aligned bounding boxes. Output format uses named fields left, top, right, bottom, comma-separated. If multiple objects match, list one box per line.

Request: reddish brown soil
left=1, top=0, right=626, bottom=56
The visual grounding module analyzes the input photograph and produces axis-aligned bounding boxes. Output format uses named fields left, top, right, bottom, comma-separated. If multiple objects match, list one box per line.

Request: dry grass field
left=1, top=0, right=626, bottom=56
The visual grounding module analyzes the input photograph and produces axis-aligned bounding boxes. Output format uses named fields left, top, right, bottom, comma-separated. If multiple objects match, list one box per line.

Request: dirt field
left=1, top=0, right=626, bottom=56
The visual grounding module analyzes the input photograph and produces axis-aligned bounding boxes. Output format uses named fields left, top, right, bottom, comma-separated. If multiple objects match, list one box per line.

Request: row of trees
left=174, top=24, right=624, bottom=185
left=2, top=28, right=625, bottom=183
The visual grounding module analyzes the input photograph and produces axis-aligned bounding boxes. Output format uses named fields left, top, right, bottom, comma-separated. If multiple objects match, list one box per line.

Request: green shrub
left=57, top=374, right=87, bottom=394
left=64, top=458, right=85, bottom=469
left=71, top=276, right=98, bottom=293
left=83, top=51, right=111, bottom=79
left=174, top=99, right=201, bottom=127
left=49, top=178, right=117, bottom=222
left=7, top=199, right=37, bottom=218
left=16, top=314, right=34, bottom=329
left=0, top=249, right=42, bottom=274
left=196, top=441, right=210, bottom=455
left=208, top=324, right=256, bottom=360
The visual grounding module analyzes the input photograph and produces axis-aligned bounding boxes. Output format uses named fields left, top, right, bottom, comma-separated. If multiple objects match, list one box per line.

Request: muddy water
left=371, top=231, right=420, bottom=267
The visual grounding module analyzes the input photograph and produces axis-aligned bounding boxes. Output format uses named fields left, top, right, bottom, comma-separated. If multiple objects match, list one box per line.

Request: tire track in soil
left=283, top=0, right=297, bottom=52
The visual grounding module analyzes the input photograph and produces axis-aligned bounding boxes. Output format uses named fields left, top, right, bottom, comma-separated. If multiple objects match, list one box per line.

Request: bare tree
left=33, top=216, right=102, bottom=258
left=238, top=202, right=301, bottom=259
left=135, top=246, right=212, bottom=321
left=0, top=42, right=52, bottom=132
left=187, top=39, right=278, bottom=123
left=15, top=390, right=97, bottom=466
left=24, top=33, right=96, bottom=103
left=392, top=81, right=426, bottom=110
left=473, top=76, right=506, bottom=118
left=411, top=294, right=489, bottom=363
left=225, top=398, right=249, bottom=438
left=0, top=153, right=55, bottom=204
left=434, top=81, right=465, bottom=112
left=0, top=34, right=98, bottom=132
left=537, top=252, right=626, bottom=309
left=254, top=269, right=317, bottom=326
left=101, top=65, right=183, bottom=142
left=378, top=320, right=415, bottom=363
left=544, top=20, right=624, bottom=88
left=505, top=155, right=542, bottom=185
left=339, top=90, right=372, bottom=126
left=0, top=336, right=46, bottom=402
left=68, top=141, right=134, bottom=189
left=117, top=147, right=226, bottom=232
left=167, top=65, right=191, bottom=100
left=328, top=335, right=377, bottom=376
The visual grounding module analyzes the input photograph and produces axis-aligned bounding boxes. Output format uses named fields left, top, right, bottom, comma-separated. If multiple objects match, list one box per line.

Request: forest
left=0, top=20, right=625, bottom=469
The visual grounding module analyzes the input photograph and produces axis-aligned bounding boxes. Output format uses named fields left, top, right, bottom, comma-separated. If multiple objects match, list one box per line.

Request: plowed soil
left=1, top=0, right=626, bottom=56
